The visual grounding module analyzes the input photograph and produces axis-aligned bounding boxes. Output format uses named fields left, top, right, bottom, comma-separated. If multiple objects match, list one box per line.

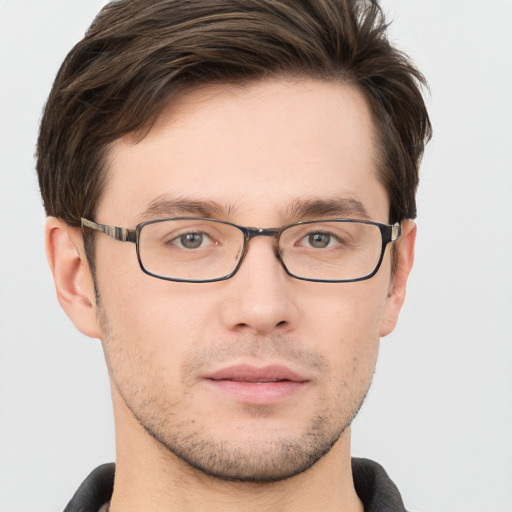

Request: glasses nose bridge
left=242, top=226, right=282, bottom=259
left=245, top=226, right=281, bottom=239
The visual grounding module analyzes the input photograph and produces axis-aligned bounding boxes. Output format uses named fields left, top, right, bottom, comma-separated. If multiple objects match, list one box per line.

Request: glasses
left=81, top=217, right=401, bottom=283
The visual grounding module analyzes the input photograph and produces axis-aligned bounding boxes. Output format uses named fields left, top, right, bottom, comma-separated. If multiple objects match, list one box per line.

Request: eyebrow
left=138, top=195, right=370, bottom=223
left=287, top=197, right=371, bottom=221
left=140, top=196, right=234, bottom=220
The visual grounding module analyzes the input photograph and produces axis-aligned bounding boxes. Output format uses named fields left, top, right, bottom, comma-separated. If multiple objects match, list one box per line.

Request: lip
left=207, top=364, right=307, bottom=383
left=204, top=364, right=309, bottom=405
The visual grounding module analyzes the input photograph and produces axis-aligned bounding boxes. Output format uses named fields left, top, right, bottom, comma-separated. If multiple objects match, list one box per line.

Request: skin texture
left=46, top=78, right=416, bottom=512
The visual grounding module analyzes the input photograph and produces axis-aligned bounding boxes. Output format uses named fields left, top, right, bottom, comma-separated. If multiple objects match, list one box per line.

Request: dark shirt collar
left=352, top=458, right=408, bottom=511
left=64, top=458, right=407, bottom=512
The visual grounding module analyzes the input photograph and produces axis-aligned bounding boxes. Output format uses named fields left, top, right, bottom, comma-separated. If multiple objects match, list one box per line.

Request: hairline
left=82, top=73, right=399, bottom=280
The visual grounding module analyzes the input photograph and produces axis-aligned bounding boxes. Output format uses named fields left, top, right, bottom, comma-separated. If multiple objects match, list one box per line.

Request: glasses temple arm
left=81, top=218, right=137, bottom=243
left=391, top=222, right=401, bottom=242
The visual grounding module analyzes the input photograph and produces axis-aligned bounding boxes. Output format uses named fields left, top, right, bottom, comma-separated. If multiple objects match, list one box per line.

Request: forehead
left=99, top=78, right=388, bottom=224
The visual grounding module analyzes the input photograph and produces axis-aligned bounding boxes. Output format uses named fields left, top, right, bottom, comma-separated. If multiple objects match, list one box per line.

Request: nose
left=219, top=236, right=299, bottom=336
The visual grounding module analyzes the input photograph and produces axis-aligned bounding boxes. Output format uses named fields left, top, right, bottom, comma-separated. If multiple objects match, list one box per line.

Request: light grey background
left=0, top=1, right=511, bottom=511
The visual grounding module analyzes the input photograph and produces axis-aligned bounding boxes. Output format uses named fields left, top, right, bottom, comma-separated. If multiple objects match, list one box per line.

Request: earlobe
left=380, top=220, right=416, bottom=337
left=45, top=217, right=101, bottom=339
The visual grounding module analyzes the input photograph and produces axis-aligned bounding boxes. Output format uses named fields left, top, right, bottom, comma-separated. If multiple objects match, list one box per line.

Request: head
left=39, top=0, right=430, bottom=483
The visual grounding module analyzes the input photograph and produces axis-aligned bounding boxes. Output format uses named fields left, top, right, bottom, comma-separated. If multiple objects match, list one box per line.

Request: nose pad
left=273, top=237, right=283, bottom=263
left=240, top=235, right=285, bottom=281
left=238, top=228, right=285, bottom=275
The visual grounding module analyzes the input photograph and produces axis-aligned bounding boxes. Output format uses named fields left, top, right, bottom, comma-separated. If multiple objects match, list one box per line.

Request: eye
left=171, top=232, right=212, bottom=249
left=303, top=231, right=340, bottom=249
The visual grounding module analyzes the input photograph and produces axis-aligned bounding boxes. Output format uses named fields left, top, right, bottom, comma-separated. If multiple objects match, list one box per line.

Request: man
left=37, top=0, right=431, bottom=510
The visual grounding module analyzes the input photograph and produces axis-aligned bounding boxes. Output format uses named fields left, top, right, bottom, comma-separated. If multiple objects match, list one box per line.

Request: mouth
left=204, top=364, right=309, bottom=405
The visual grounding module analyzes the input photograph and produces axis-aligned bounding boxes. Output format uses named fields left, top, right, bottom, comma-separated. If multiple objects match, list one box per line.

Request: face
left=88, top=79, right=407, bottom=482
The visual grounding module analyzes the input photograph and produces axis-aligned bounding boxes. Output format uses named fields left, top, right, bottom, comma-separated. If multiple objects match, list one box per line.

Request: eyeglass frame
left=81, top=217, right=401, bottom=284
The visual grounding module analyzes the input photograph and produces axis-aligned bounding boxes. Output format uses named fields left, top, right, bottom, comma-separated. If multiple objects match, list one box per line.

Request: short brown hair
left=37, top=0, right=431, bottom=230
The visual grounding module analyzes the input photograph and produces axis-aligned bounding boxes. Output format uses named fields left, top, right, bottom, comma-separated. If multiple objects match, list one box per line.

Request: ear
left=380, top=220, right=416, bottom=337
left=45, top=217, right=101, bottom=339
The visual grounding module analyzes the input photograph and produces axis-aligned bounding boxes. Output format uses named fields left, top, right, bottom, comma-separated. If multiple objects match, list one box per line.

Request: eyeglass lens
left=138, top=219, right=384, bottom=282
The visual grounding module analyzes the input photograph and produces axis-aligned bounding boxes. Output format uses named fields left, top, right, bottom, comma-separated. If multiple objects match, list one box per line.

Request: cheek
left=96, top=263, right=223, bottom=375
left=301, top=276, right=388, bottom=336
left=297, top=279, right=388, bottom=375
left=96, top=284, right=203, bottom=408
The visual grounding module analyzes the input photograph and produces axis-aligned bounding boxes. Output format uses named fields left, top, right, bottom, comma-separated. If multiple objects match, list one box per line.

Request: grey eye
left=175, top=232, right=207, bottom=249
left=307, top=232, right=333, bottom=248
